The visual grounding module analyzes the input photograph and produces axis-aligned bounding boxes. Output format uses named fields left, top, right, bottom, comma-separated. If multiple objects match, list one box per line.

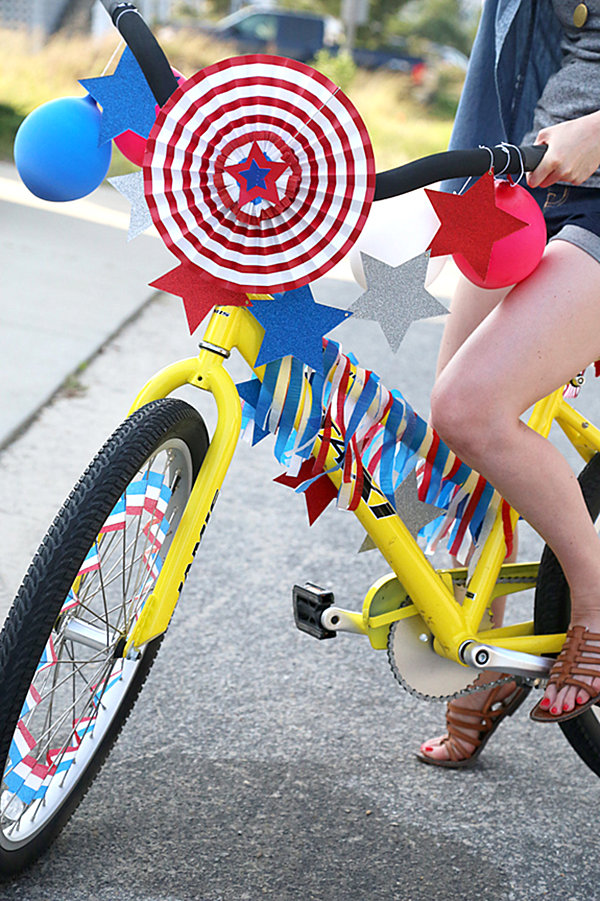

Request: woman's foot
left=417, top=673, right=529, bottom=767
left=532, top=607, right=600, bottom=721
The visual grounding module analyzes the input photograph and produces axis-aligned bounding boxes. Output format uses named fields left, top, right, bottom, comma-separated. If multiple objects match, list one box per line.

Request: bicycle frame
left=122, top=303, right=600, bottom=672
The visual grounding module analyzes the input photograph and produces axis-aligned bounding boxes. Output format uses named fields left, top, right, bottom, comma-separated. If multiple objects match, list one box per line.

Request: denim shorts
left=529, top=184, right=600, bottom=265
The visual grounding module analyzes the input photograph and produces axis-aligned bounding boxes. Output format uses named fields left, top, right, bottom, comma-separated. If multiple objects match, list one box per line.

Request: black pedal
left=292, top=582, right=336, bottom=640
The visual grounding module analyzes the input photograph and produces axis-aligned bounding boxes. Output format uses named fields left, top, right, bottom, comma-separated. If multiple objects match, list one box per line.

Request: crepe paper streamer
left=114, top=69, right=185, bottom=166
left=349, top=188, right=440, bottom=288
left=6, top=617, right=129, bottom=809
left=274, top=459, right=338, bottom=525
left=349, top=252, right=447, bottom=353
left=451, top=180, right=546, bottom=289
left=6, top=656, right=126, bottom=807
left=426, top=173, right=530, bottom=286
left=14, top=96, right=111, bottom=202
left=80, top=46, right=157, bottom=145
left=144, top=55, right=375, bottom=293
left=239, top=340, right=509, bottom=559
left=149, top=260, right=251, bottom=333
left=249, top=285, right=350, bottom=371
left=108, top=171, right=153, bottom=239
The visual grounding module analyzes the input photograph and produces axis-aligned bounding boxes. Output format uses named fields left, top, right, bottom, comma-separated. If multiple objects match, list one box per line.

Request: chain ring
left=386, top=602, right=513, bottom=702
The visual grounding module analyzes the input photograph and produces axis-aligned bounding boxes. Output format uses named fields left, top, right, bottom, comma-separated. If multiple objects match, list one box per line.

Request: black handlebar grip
left=374, top=144, right=548, bottom=201
left=99, top=1, right=178, bottom=107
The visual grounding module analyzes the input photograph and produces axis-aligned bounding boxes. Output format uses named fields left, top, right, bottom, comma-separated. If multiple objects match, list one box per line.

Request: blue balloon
left=14, top=95, right=112, bottom=202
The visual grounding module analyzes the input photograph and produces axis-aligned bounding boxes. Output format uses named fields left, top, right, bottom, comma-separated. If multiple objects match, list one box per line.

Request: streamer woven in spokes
left=144, top=55, right=375, bottom=292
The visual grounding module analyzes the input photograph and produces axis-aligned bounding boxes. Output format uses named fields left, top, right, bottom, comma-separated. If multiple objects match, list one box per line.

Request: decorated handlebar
left=374, top=144, right=547, bottom=200
left=14, top=0, right=549, bottom=295
left=96, top=1, right=549, bottom=203
left=98, top=1, right=178, bottom=107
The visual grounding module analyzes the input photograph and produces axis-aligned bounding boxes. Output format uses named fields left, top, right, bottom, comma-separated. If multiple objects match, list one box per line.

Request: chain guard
left=386, top=607, right=512, bottom=701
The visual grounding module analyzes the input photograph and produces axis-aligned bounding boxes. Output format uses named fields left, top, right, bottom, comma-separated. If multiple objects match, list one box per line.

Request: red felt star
left=274, top=459, right=338, bottom=526
left=149, top=261, right=251, bottom=334
left=425, top=173, right=528, bottom=279
left=225, top=141, right=289, bottom=206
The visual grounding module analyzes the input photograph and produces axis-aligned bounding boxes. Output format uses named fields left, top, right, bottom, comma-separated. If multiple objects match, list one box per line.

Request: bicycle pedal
left=292, top=582, right=336, bottom=640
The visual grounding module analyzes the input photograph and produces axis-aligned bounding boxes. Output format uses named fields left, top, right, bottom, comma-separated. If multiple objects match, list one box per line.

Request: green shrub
left=310, top=49, right=357, bottom=93
left=0, top=102, right=24, bottom=160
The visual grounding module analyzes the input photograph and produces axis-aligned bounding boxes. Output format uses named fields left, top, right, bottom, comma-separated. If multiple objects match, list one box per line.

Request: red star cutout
left=149, top=261, right=251, bottom=334
left=425, top=173, right=528, bottom=279
left=274, top=459, right=338, bottom=526
left=225, top=141, right=289, bottom=206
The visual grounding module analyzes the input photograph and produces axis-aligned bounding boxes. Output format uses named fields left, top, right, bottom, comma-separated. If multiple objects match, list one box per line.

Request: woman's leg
left=430, top=240, right=600, bottom=716
left=419, top=275, right=518, bottom=763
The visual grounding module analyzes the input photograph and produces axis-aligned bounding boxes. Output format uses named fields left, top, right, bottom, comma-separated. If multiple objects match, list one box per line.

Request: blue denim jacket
left=444, top=0, right=562, bottom=188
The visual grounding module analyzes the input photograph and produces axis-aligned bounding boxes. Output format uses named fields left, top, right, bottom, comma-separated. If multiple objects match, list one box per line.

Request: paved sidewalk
left=0, top=161, right=457, bottom=449
left=0, top=160, right=174, bottom=447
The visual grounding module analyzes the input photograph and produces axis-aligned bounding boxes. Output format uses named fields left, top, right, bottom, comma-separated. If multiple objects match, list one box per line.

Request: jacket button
left=573, top=2, right=588, bottom=27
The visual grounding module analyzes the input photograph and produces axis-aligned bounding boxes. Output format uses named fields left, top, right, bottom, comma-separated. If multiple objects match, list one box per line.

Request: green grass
left=0, top=27, right=457, bottom=173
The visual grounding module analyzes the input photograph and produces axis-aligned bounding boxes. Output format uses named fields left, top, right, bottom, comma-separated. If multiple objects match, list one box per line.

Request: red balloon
left=453, top=180, right=546, bottom=289
left=114, top=69, right=185, bottom=166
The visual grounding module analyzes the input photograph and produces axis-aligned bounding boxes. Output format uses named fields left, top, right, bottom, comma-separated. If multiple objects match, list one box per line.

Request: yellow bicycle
left=1, top=0, right=598, bottom=877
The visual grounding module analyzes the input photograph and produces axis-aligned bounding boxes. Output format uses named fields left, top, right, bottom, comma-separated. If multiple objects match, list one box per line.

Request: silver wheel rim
left=0, top=437, right=193, bottom=847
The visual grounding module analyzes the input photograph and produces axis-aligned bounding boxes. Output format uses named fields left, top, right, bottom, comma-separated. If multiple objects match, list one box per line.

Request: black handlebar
left=374, top=144, right=547, bottom=200
left=98, top=1, right=547, bottom=198
left=99, top=1, right=178, bottom=106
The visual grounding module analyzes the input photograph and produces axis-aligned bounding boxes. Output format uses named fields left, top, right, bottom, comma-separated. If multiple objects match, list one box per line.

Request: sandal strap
left=443, top=683, right=523, bottom=756
left=547, top=625, right=600, bottom=692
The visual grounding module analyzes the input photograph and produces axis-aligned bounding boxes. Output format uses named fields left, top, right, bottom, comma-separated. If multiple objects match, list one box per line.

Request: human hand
left=526, top=111, right=600, bottom=188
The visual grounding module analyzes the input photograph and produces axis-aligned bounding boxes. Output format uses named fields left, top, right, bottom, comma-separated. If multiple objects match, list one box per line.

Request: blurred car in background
left=210, top=7, right=340, bottom=62
left=351, top=45, right=426, bottom=80
left=204, top=6, right=427, bottom=77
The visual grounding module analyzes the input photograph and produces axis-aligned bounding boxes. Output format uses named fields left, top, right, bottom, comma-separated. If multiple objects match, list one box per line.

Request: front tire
left=534, top=453, right=600, bottom=778
left=0, top=399, right=208, bottom=876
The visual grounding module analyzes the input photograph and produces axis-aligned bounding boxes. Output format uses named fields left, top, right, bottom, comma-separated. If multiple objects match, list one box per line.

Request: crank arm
left=460, top=641, right=553, bottom=679
left=321, top=606, right=367, bottom=635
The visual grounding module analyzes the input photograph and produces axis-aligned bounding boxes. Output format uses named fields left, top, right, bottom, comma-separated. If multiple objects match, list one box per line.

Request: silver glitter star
left=358, top=469, right=445, bottom=552
left=358, top=534, right=377, bottom=553
left=108, top=171, right=153, bottom=240
left=349, top=252, right=447, bottom=352
left=393, top=470, right=445, bottom=539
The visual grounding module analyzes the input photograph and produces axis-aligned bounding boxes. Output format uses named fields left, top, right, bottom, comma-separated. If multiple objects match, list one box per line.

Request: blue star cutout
left=237, top=378, right=261, bottom=409
left=79, top=46, right=157, bottom=145
left=241, top=159, right=270, bottom=192
left=249, top=285, right=352, bottom=372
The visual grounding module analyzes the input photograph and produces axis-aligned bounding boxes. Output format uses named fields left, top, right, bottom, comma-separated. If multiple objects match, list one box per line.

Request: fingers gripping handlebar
left=97, top=1, right=547, bottom=199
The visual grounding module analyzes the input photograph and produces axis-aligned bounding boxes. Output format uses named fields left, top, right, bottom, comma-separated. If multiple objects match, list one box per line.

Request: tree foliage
left=392, top=0, right=477, bottom=54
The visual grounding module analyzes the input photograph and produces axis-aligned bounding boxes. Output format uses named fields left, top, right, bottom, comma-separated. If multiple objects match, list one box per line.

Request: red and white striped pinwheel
left=143, top=55, right=375, bottom=293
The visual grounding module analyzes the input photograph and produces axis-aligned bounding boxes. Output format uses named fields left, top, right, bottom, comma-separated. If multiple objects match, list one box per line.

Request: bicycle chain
left=388, top=650, right=517, bottom=703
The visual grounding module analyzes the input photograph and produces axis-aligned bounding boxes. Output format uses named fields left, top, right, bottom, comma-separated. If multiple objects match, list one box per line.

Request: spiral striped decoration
left=144, top=55, right=375, bottom=292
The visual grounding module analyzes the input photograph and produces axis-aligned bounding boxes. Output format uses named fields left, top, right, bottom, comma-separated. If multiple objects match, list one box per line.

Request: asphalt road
left=2, top=281, right=600, bottom=900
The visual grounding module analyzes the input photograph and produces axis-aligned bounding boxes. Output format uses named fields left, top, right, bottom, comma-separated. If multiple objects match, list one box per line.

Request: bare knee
left=430, top=374, right=499, bottom=464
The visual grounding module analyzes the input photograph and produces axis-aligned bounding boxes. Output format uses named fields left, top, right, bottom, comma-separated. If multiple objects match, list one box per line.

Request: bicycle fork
left=122, top=352, right=242, bottom=656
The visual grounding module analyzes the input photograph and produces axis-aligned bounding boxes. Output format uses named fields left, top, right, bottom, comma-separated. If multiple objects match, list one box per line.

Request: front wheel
left=0, top=399, right=208, bottom=876
left=534, top=453, right=600, bottom=778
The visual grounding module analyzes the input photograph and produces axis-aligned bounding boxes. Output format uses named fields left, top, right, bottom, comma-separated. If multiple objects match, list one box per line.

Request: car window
left=235, top=14, right=277, bottom=41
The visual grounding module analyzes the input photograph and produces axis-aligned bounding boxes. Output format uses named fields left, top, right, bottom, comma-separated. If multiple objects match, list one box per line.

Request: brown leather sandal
left=530, top=625, right=600, bottom=723
left=416, top=681, right=531, bottom=769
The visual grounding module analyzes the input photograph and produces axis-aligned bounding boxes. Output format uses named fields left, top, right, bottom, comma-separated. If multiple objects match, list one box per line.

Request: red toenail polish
left=540, top=698, right=550, bottom=708
left=551, top=706, right=559, bottom=714
left=424, top=746, right=434, bottom=752
left=564, top=705, right=572, bottom=712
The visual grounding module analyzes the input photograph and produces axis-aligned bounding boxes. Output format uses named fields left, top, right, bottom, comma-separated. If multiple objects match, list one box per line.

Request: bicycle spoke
left=0, top=414, right=200, bottom=854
